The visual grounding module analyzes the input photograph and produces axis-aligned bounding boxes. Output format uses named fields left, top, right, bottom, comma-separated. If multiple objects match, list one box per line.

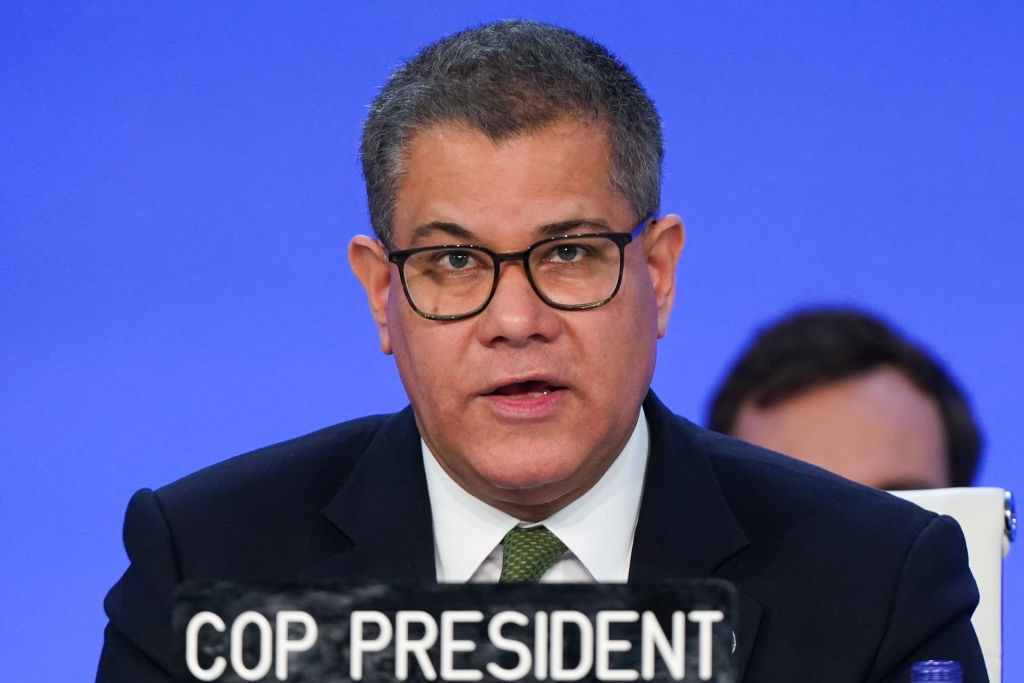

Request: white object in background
left=888, top=487, right=1016, bottom=683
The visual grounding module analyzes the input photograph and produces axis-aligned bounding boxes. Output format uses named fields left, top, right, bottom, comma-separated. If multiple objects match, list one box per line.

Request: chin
left=489, top=480, right=575, bottom=510
left=480, top=460, right=579, bottom=495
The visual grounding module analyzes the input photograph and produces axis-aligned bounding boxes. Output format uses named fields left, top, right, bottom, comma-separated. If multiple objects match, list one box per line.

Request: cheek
left=386, top=295, right=424, bottom=391
left=616, top=267, right=660, bottom=351
left=584, top=286, right=659, bottom=400
left=387, top=301, right=460, bottom=404
left=624, top=253, right=659, bottom=316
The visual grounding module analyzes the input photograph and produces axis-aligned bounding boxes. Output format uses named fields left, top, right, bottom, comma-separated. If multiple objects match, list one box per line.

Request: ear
left=348, top=235, right=395, bottom=355
left=643, top=214, right=686, bottom=338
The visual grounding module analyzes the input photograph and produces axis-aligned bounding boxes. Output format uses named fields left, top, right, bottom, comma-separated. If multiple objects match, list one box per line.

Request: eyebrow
left=407, top=222, right=474, bottom=246
left=537, top=219, right=613, bottom=237
left=406, top=218, right=614, bottom=247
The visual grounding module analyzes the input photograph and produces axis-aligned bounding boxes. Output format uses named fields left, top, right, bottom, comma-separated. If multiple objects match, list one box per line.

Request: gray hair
left=361, top=20, right=663, bottom=247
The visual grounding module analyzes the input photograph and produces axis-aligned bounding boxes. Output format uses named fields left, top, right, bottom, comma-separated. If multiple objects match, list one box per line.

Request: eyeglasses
left=387, top=216, right=654, bottom=321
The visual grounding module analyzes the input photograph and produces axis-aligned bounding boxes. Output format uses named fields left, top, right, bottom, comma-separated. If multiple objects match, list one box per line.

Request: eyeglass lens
left=401, top=235, right=625, bottom=318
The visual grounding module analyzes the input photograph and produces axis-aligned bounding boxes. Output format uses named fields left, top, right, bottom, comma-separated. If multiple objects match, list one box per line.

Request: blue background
left=2, top=2, right=1021, bottom=680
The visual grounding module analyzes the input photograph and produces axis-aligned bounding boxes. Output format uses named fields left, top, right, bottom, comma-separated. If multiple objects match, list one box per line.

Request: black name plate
left=174, top=580, right=737, bottom=682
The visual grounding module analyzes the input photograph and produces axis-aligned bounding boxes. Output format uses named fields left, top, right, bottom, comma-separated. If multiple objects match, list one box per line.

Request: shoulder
left=120, top=408, right=418, bottom=576
left=641, top=392, right=957, bottom=594
left=646, top=392, right=935, bottom=531
left=646, top=393, right=973, bottom=613
left=155, top=408, right=412, bottom=508
left=642, top=394, right=983, bottom=679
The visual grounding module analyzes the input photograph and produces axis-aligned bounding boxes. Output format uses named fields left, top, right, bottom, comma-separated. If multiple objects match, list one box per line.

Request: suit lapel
left=300, top=407, right=437, bottom=582
left=298, top=396, right=762, bottom=676
left=631, top=393, right=762, bottom=679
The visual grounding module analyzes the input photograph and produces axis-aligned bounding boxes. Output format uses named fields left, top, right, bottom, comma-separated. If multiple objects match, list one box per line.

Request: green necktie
left=499, top=525, right=567, bottom=582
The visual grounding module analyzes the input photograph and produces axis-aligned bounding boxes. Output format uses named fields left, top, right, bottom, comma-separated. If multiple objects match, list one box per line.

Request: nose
left=474, top=260, right=561, bottom=346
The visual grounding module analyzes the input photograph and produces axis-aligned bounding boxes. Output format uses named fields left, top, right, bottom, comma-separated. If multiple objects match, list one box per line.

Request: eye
left=441, top=250, right=473, bottom=270
left=405, top=247, right=491, bottom=280
left=553, top=244, right=584, bottom=262
left=538, top=240, right=596, bottom=264
left=423, top=248, right=485, bottom=272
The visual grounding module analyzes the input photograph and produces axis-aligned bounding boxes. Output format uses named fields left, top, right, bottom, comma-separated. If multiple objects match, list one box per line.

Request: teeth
left=493, top=382, right=555, bottom=398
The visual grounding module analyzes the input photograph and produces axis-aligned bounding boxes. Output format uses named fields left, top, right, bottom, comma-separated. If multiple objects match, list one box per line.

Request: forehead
left=391, top=118, right=631, bottom=248
left=735, top=368, right=949, bottom=488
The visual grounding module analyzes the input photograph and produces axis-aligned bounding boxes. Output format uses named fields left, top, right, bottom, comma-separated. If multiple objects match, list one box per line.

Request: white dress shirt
left=422, top=409, right=649, bottom=583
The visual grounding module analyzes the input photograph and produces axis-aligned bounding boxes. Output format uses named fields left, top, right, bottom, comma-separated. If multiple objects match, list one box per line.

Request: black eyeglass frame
left=386, top=215, right=655, bottom=321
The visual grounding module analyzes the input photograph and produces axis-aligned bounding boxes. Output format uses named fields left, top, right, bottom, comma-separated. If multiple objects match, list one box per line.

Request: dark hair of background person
left=360, top=20, right=663, bottom=248
left=706, top=307, right=982, bottom=486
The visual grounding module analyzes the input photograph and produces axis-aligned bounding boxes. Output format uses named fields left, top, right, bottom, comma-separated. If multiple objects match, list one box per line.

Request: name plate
left=174, top=580, right=737, bottom=682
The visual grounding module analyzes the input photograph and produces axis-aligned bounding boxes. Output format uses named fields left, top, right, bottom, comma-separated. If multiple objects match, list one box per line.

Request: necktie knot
left=499, top=525, right=567, bottom=582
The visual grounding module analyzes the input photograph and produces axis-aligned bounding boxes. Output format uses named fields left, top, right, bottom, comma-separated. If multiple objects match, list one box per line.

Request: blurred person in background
left=707, top=306, right=982, bottom=490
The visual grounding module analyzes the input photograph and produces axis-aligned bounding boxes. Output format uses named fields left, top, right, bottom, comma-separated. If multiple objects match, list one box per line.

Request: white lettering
left=185, top=611, right=227, bottom=681
left=440, top=610, right=483, bottom=681
left=395, top=610, right=438, bottom=680
left=350, top=611, right=393, bottom=680
left=230, top=611, right=273, bottom=681
left=688, top=610, right=724, bottom=681
left=550, top=611, right=593, bottom=681
left=274, top=611, right=317, bottom=681
left=485, top=611, right=532, bottom=681
left=640, top=611, right=685, bottom=680
left=337, top=605, right=726, bottom=681
left=535, top=611, right=549, bottom=680
left=595, top=610, right=639, bottom=681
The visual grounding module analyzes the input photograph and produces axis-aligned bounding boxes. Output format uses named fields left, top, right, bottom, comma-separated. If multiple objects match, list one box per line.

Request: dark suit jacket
left=96, top=393, right=987, bottom=682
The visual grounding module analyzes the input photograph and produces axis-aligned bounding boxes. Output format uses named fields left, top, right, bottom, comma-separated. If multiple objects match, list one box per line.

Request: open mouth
left=489, top=380, right=564, bottom=398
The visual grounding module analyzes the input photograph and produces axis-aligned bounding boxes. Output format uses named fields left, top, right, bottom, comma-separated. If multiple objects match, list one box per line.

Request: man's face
left=350, top=117, right=684, bottom=520
left=732, top=367, right=950, bottom=490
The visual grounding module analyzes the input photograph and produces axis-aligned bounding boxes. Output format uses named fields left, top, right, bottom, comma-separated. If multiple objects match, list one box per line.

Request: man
left=97, top=21, right=986, bottom=682
left=707, top=307, right=982, bottom=490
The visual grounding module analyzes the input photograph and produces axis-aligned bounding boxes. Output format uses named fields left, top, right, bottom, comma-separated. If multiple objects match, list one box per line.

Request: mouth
left=487, top=379, right=566, bottom=399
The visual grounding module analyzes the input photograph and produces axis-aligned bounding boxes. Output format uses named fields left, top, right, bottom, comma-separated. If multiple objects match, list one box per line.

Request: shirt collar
left=423, top=408, right=649, bottom=582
